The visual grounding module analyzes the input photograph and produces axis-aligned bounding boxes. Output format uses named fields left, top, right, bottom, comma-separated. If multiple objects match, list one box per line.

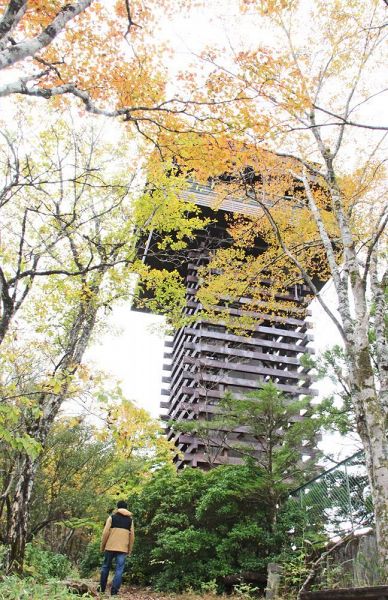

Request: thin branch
left=313, top=104, right=388, bottom=131
left=362, top=207, right=388, bottom=285
left=123, top=0, right=141, bottom=37
left=297, top=531, right=359, bottom=599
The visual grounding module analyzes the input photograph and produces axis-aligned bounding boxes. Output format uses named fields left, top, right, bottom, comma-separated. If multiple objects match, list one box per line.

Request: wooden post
left=265, top=562, right=283, bottom=599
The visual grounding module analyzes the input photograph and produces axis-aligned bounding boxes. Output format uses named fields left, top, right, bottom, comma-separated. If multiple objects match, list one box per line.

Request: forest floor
left=80, top=582, right=219, bottom=600
left=86, top=584, right=285, bottom=600
left=106, top=586, right=184, bottom=600
left=91, top=587, right=284, bottom=600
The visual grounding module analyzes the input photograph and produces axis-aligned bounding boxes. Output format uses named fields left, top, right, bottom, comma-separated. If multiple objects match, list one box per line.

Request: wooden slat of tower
left=158, top=183, right=318, bottom=470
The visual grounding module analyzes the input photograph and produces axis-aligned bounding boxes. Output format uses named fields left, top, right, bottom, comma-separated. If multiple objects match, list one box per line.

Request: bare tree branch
left=0, top=0, right=93, bottom=70
left=362, top=206, right=388, bottom=286
left=313, top=103, right=388, bottom=131
left=0, top=0, right=27, bottom=45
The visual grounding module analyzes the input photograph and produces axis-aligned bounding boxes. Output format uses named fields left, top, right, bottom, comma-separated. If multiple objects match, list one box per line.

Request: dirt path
left=114, top=587, right=174, bottom=600
left=76, top=582, right=189, bottom=600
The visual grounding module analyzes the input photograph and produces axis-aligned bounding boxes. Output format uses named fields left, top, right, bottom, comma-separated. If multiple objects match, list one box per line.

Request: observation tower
left=138, top=179, right=317, bottom=469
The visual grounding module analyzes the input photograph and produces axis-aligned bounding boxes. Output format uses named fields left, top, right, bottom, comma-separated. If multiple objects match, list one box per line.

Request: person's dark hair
left=117, top=500, right=128, bottom=509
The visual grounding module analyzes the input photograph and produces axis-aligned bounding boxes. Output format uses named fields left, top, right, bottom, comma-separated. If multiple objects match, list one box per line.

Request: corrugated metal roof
left=182, top=181, right=260, bottom=216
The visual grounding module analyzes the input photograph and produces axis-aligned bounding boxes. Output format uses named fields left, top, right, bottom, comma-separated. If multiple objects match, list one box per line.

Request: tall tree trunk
left=6, top=453, right=37, bottom=573
left=347, top=246, right=388, bottom=570
left=5, top=283, right=101, bottom=572
left=318, top=169, right=388, bottom=569
left=363, top=419, right=388, bottom=573
left=347, top=328, right=388, bottom=570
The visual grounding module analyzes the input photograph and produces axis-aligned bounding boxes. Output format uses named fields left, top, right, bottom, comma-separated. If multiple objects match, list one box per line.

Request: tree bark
left=302, top=162, right=388, bottom=569
left=0, top=0, right=93, bottom=70
left=348, top=334, right=388, bottom=569
left=6, top=453, right=36, bottom=573
left=5, top=281, right=101, bottom=572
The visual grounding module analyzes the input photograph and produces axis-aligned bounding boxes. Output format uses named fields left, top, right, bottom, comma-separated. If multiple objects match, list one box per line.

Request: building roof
left=182, top=180, right=260, bottom=216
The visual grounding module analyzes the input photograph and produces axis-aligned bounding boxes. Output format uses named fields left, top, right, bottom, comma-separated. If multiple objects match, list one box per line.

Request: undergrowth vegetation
left=23, top=543, right=74, bottom=581
left=0, top=576, right=91, bottom=600
left=0, top=543, right=80, bottom=600
left=80, top=464, right=320, bottom=592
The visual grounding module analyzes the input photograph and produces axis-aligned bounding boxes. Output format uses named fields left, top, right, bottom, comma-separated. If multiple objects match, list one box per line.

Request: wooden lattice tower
left=140, top=181, right=318, bottom=469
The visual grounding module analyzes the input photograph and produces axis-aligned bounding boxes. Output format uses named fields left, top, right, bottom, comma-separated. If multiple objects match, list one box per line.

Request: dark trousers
left=100, top=550, right=127, bottom=595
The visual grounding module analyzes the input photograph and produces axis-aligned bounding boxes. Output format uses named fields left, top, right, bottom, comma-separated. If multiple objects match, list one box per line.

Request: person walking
left=99, top=500, right=135, bottom=596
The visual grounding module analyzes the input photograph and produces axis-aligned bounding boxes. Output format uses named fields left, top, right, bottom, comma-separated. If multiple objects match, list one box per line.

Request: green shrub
left=0, top=544, right=7, bottom=570
left=24, top=542, right=73, bottom=581
left=200, top=579, right=219, bottom=594
left=0, top=576, right=92, bottom=600
left=127, top=464, right=289, bottom=592
left=79, top=539, right=102, bottom=577
left=233, top=583, right=260, bottom=599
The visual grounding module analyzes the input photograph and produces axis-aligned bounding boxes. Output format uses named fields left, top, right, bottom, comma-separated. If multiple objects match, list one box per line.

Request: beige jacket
left=100, top=508, right=135, bottom=554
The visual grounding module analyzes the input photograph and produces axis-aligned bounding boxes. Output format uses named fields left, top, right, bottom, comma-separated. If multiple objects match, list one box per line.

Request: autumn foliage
left=0, top=0, right=387, bottom=582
